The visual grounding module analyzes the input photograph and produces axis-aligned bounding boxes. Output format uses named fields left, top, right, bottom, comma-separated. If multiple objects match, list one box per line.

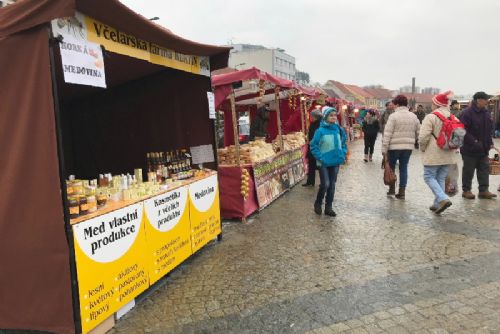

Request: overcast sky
left=120, top=0, right=499, bottom=95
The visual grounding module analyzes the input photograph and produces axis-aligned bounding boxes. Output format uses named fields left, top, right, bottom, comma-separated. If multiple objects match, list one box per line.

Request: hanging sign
left=52, top=12, right=210, bottom=77
left=207, top=92, right=216, bottom=119
left=59, top=36, right=106, bottom=88
left=72, top=203, right=149, bottom=333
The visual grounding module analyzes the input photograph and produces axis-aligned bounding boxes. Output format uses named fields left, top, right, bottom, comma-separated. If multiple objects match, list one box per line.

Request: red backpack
left=432, top=111, right=466, bottom=150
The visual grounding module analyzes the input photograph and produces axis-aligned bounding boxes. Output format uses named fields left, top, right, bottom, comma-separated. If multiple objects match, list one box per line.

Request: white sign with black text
left=207, top=92, right=216, bottom=119
left=59, top=36, right=107, bottom=88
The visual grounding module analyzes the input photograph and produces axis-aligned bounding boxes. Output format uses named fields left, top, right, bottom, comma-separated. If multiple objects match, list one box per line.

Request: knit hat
left=432, top=90, right=454, bottom=107
left=322, top=106, right=337, bottom=119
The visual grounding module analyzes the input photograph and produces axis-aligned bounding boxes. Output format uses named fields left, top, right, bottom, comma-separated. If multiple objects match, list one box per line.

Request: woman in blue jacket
left=310, top=107, right=348, bottom=216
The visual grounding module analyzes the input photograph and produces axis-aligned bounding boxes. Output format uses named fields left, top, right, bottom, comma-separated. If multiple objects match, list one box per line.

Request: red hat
left=432, top=91, right=454, bottom=107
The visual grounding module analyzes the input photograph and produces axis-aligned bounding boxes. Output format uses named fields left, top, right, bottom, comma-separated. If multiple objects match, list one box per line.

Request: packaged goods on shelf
left=272, top=132, right=306, bottom=152
left=218, top=139, right=275, bottom=165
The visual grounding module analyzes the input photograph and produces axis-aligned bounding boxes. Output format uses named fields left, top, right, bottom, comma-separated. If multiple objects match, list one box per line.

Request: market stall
left=212, top=68, right=314, bottom=220
left=0, top=1, right=230, bottom=333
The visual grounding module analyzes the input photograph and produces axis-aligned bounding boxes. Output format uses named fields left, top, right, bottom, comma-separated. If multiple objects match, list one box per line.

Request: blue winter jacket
left=310, top=121, right=348, bottom=167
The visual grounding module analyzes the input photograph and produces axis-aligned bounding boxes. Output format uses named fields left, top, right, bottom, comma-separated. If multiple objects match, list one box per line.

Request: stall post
left=305, top=100, right=310, bottom=138
left=274, top=87, right=284, bottom=151
left=230, top=89, right=241, bottom=166
left=300, top=96, right=306, bottom=136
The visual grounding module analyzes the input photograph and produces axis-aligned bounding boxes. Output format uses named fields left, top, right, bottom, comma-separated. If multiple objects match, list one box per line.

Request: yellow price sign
left=72, top=203, right=149, bottom=333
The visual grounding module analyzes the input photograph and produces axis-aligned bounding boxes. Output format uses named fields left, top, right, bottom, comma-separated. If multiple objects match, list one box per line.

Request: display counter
left=71, top=171, right=221, bottom=333
left=219, top=145, right=307, bottom=219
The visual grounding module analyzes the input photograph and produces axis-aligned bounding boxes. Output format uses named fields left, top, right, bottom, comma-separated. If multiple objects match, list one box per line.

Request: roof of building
left=323, top=88, right=340, bottom=99
left=344, top=84, right=374, bottom=99
left=364, top=88, right=394, bottom=99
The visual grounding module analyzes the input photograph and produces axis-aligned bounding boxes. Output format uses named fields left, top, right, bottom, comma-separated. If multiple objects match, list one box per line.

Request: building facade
left=228, top=44, right=296, bottom=81
left=421, top=87, right=441, bottom=95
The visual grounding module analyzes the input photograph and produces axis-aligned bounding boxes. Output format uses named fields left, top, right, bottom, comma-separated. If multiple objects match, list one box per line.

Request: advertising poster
left=72, top=203, right=148, bottom=333
left=253, top=148, right=305, bottom=209
left=188, top=174, right=221, bottom=253
left=143, top=186, right=192, bottom=285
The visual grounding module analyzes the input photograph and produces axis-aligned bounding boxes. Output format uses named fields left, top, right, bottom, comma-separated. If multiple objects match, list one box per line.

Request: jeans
left=424, top=165, right=449, bottom=208
left=461, top=154, right=490, bottom=192
left=364, top=135, right=377, bottom=155
left=388, top=150, right=412, bottom=187
left=315, top=166, right=339, bottom=210
left=495, top=130, right=500, bottom=138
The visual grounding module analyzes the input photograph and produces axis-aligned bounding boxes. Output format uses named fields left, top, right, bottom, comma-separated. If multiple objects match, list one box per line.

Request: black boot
left=314, top=202, right=322, bottom=215
left=324, top=208, right=336, bottom=217
left=395, top=187, right=406, bottom=200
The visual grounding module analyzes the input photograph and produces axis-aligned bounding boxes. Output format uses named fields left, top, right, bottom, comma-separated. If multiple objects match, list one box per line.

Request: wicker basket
left=489, top=160, right=500, bottom=175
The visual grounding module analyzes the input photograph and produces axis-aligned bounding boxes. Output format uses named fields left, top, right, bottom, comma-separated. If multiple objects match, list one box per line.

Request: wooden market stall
left=0, top=1, right=230, bottom=333
left=212, top=68, right=318, bottom=220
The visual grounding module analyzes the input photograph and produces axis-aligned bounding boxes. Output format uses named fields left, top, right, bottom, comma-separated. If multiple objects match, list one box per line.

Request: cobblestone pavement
left=111, top=139, right=500, bottom=334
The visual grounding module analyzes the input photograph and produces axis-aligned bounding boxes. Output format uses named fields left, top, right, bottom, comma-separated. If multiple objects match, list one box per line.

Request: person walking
left=310, top=107, right=347, bottom=217
left=382, top=95, right=421, bottom=199
left=460, top=92, right=497, bottom=199
left=418, top=91, right=457, bottom=214
left=362, top=110, right=380, bottom=162
left=445, top=99, right=462, bottom=195
left=380, top=101, right=395, bottom=134
left=303, top=108, right=323, bottom=186
left=450, top=100, right=462, bottom=119
left=416, top=104, right=426, bottom=124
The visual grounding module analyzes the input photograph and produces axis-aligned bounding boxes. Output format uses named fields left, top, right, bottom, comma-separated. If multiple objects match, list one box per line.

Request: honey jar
left=96, top=194, right=107, bottom=208
left=68, top=196, right=79, bottom=219
left=87, top=195, right=97, bottom=213
left=79, top=196, right=88, bottom=215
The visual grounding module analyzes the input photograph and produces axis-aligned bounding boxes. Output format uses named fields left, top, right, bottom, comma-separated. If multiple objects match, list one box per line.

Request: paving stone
left=99, top=140, right=500, bottom=334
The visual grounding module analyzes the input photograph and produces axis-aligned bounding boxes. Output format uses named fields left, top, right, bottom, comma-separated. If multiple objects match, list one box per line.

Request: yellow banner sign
left=72, top=203, right=149, bottom=334
left=52, top=12, right=210, bottom=77
left=188, top=174, right=222, bottom=253
left=143, top=186, right=192, bottom=285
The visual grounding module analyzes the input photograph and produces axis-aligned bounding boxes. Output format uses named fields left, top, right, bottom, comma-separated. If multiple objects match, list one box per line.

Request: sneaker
left=462, top=191, right=475, bottom=199
left=429, top=206, right=437, bottom=211
left=478, top=191, right=497, bottom=199
left=302, top=183, right=314, bottom=187
left=435, top=200, right=452, bottom=214
left=314, top=203, right=322, bottom=215
left=324, top=209, right=336, bottom=217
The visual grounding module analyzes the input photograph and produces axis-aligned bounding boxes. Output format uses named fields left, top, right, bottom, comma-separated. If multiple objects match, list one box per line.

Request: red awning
left=212, top=67, right=310, bottom=109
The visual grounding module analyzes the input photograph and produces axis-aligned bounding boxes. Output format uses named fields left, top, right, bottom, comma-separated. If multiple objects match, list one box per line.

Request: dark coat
left=362, top=119, right=380, bottom=137
left=307, top=119, right=321, bottom=158
left=249, top=107, right=269, bottom=140
left=459, top=102, right=493, bottom=157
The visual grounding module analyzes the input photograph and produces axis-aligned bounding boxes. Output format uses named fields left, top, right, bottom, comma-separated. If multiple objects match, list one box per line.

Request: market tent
left=0, top=0, right=229, bottom=333
left=212, top=68, right=311, bottom=146
left=212, top=67, right=296, bottom=110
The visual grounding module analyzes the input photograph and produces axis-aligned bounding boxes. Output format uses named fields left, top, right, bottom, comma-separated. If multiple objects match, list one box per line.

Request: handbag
left=383, top=158, right=397, bottom=185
